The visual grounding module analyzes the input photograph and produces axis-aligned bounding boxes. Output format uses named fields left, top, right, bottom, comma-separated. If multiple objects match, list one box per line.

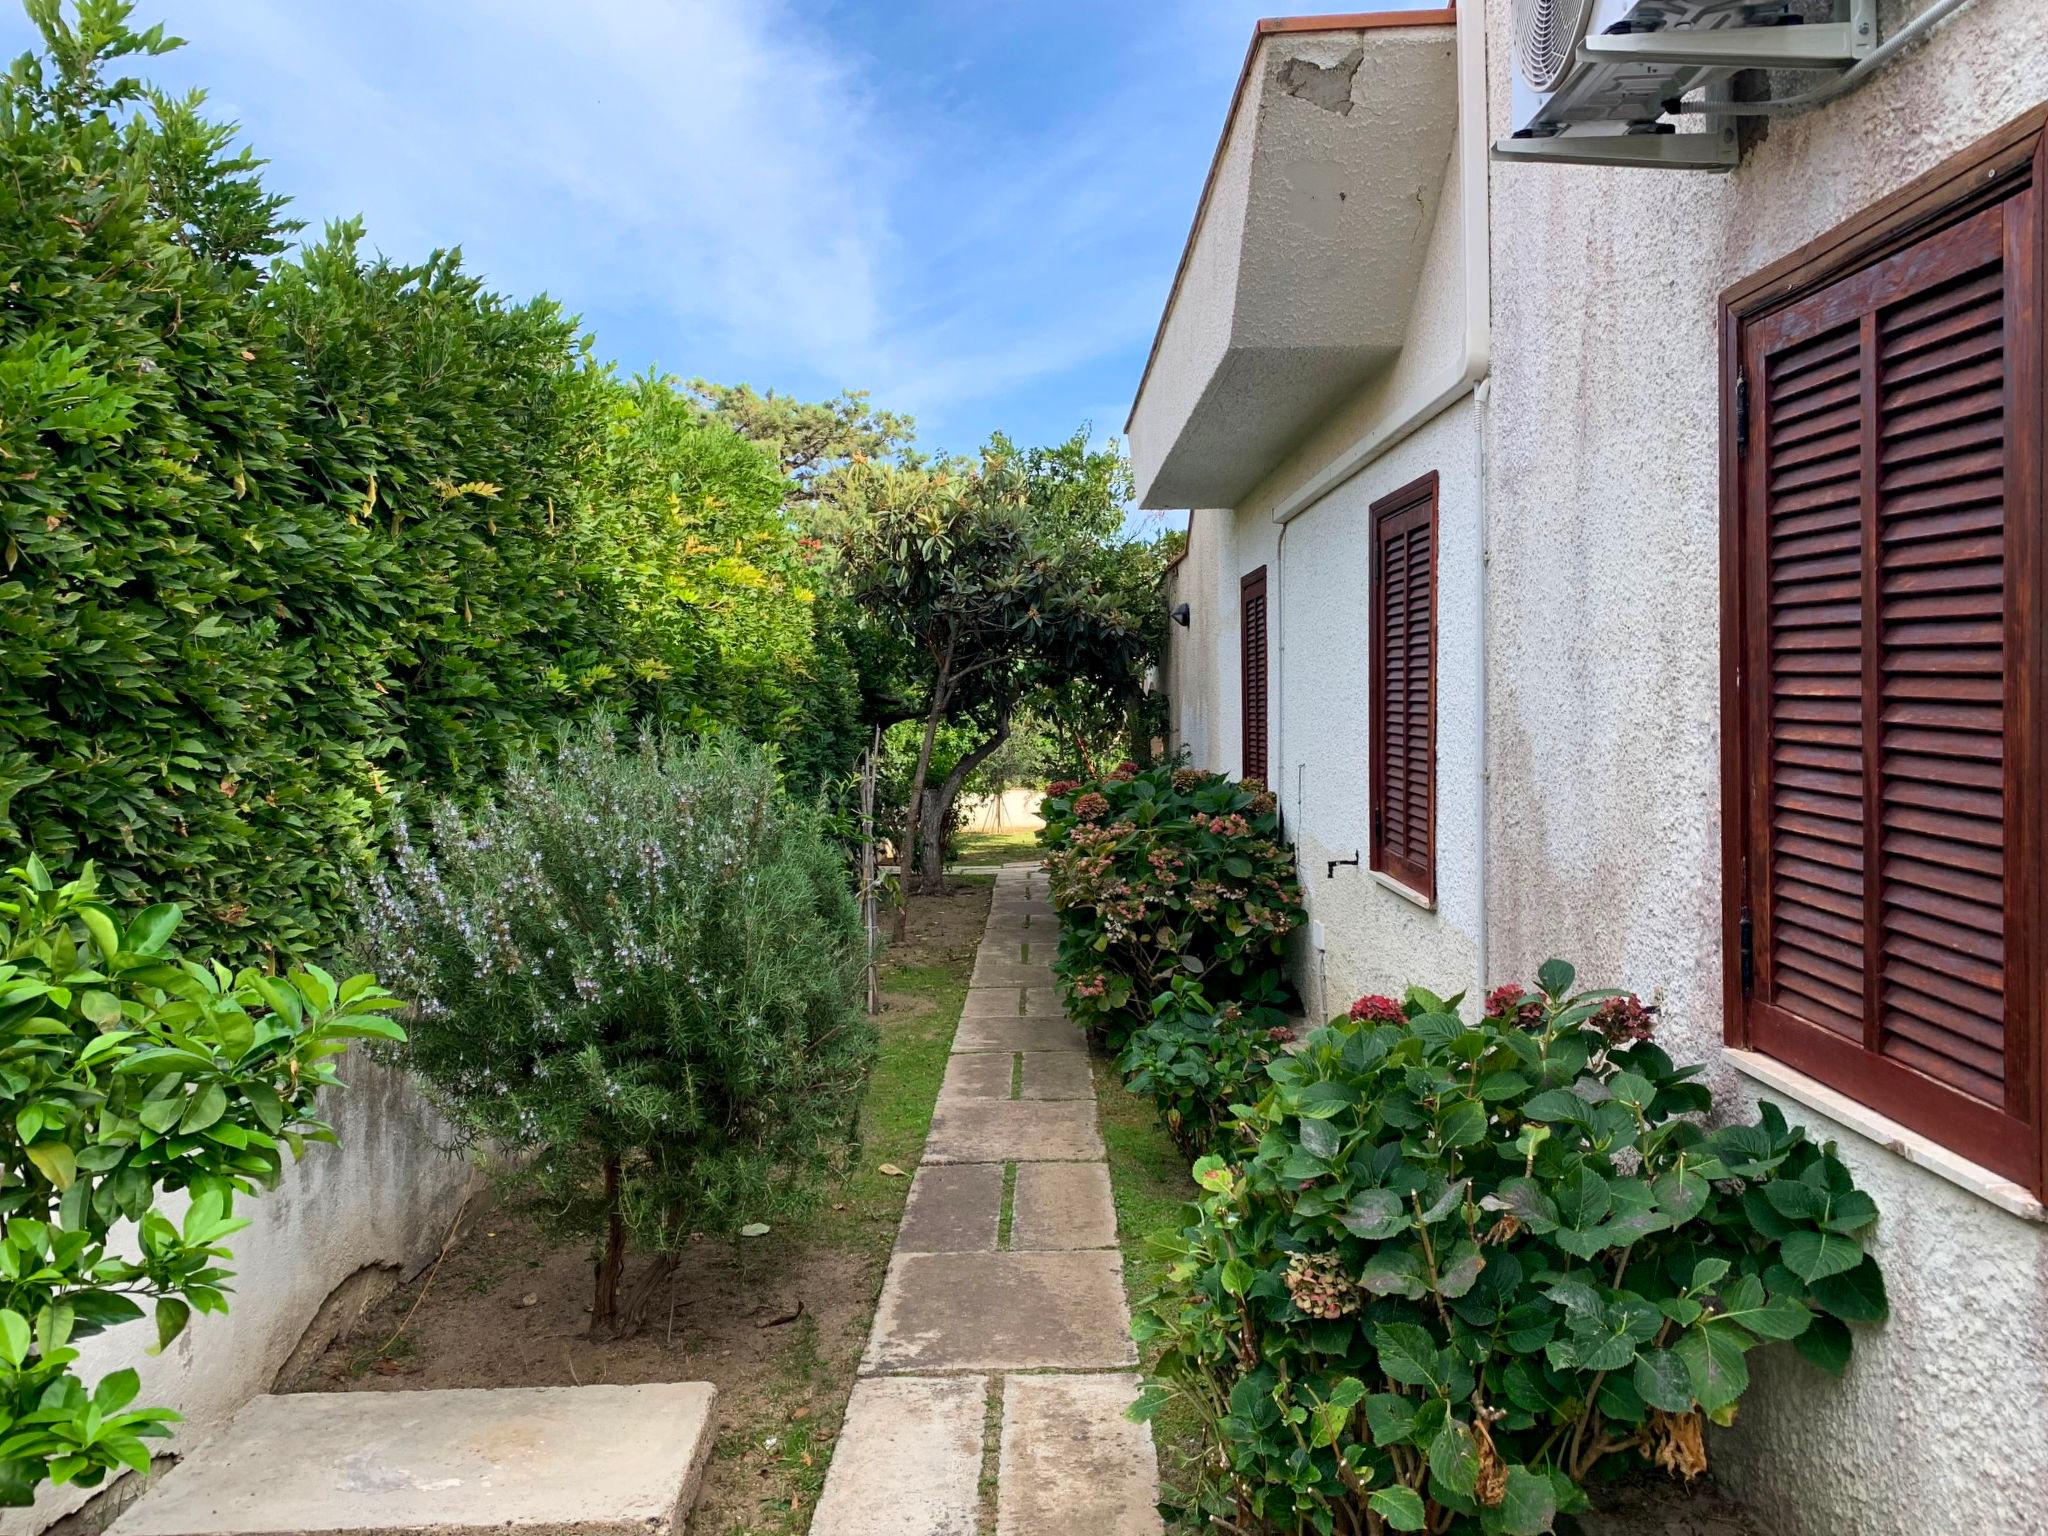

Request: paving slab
left=1011, top=1162, right=1118, bottom=1250
left=924, top=1099, right=1103, bottom=1163
left=109, top=1383, right=716, bottom=1536
left=937, top=1051, right=1015, bottom=1102
left=1020, top=986, right=1065, bottom=1016
left=896, top=1163, right=1003, bottom=1253
left=997, top=1375, right=1162, bottom=1536
left=978, top=930, right=1041, bottom=953
left=952, top=1015, right=1085, bottom=1053
left=863, top=1251, right=1136, bottom=1373
left=810, top=1376, right=987, bottom=1536
left=960, top=986, right=1026, bottom=1020
left=970, top=955, right=1057, bottom=989
left=1017, top=1051, right=1094, bottom=1100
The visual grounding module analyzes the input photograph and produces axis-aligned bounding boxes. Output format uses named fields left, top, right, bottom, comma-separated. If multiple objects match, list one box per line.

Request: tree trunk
left=919, top=712, right=1014, bottom=894
left=896, top=658, right=950, bottom=941
left=591, top=1154, right=626, bottom=1334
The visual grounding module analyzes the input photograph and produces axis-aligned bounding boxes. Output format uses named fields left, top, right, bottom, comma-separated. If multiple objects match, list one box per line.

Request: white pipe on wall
left=1472, top=375, right=1492, bottom=999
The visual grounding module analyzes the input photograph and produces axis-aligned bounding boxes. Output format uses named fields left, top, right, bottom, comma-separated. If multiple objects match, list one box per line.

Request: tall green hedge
left=0, top=3, right=866, bottom=958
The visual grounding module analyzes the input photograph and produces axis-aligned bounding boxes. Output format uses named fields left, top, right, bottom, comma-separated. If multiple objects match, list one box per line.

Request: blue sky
left=1, top=0, right=1325, bottom=525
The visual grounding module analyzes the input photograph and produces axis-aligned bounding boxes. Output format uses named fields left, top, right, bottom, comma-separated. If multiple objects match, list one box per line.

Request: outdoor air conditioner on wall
left=1495, top=0, right=1878, bottom=169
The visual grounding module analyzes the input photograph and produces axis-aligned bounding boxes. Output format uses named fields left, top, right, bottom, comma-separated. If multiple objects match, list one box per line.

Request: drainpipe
left=1473, top=376, right=1491, bottom=1000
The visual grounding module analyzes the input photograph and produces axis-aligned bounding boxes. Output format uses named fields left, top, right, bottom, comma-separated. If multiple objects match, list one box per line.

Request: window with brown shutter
left=1721, top=109, right=2046, bottom=1195
left=1240, top=566, right=1270, bottom=786
left=1370, top=474, right=1438, bottom=901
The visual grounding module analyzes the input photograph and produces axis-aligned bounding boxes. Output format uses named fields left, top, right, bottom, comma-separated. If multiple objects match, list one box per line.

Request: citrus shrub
left=1132, top=960, right=1887, bottom=1535
left=0, top=856, right=401, bottom=1503
left=1040, top=764, right=1303, bottom=1048
left=354, top=723, right=872, bottom=1333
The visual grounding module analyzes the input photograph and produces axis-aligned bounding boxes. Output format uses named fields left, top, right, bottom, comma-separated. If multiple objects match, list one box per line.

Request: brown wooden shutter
left=1370, top=475, right=1438, bottom=901
left=1727, top=125, right=2044, bottom=1191
left=1240, top=566, right=1269, bottom=786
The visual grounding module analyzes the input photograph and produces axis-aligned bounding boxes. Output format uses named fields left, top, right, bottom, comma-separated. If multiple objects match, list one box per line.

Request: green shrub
left=1040, top=764, right=1303, bottom=1048
left=0, top=5, right=869, bottom=960
left=0, top=854, right=399, bottom=1503
left=354, top=723, right=873, bottom=1332
left=1118, top=971, right=1288, bottom=1159
left=1133, top=961, right=1887, bottom=1535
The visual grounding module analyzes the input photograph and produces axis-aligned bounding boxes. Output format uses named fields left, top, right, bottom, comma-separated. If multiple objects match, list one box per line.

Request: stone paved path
left=812, top=864, right=1162, bottom=1536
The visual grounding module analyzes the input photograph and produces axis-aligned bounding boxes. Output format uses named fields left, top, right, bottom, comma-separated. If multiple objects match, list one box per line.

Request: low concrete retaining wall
left=4, top=1058, right=478, bottom=1534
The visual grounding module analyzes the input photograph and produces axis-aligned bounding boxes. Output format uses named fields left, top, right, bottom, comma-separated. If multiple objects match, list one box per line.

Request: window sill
left=1368, top=869, right=1434, bottom=912
left=1724, top=1048, right=2046, bottom=1224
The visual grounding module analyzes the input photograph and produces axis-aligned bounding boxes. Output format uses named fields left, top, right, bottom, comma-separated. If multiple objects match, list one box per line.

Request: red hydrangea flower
left=1485, top=984, right=1545, bottom=1029
left=1348, top=994, right=1404, bottom=1023
left=1593, top=993, right=1656, bottom=1045
left=1072, top=791, right=1110, bottom=822
left=1046, top=779, right=1081, bottom=797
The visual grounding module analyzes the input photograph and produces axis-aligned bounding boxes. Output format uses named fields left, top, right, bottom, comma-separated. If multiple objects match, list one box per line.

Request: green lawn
left=950, top=827, right=1044, bottom=866
left=1091, top=1050, right=1206, bottom=1504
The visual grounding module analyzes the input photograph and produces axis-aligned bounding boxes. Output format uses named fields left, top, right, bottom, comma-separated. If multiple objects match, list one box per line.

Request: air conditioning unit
left=1496, top=0, right=1877, bottom=169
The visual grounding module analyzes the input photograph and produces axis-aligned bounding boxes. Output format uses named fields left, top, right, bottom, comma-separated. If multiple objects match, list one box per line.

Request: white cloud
left=144, top=0, right=899, bottom=366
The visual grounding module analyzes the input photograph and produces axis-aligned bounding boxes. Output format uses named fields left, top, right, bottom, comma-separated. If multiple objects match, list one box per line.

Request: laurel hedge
left=0, top=7, right=861, bottom=960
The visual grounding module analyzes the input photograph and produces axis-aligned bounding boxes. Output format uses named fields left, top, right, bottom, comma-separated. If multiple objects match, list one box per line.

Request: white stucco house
left=1134, top=3, right=2046, bottom=1532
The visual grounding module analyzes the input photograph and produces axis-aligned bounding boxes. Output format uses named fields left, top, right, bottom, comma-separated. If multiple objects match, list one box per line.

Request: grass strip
left=1090, top=1049, right=1205, bottom=1504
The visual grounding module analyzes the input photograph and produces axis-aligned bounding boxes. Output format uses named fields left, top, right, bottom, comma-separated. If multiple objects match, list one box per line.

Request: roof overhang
left=1126, top=12, right=1460, bottom=510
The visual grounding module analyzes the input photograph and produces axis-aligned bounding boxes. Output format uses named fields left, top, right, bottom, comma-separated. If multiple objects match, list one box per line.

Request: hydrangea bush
left=1040, top=764, right=1303, bottom=1048
left=1133, top=960, right=1887, bottom=1535
left=1118, top=971, right=1290, bottom=1158
left=356, top=723, right=872, bottom=1331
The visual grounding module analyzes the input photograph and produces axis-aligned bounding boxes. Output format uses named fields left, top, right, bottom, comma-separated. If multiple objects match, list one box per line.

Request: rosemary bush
left=356, top=724, right=871, bottom=1330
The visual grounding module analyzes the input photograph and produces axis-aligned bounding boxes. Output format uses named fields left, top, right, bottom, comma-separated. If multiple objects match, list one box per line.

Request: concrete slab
left=863, top=1252, right=1137, bottom=1373
left=937, top=1051, right=1015, bottom=1102
left=970, top=955, right=1057, bottom=989
left=923, top=1099, right=1103, bottom=1163
left=953, top=1015, right=1083, bottom=1053
left=108, top=1384, right=716, bottom=1536
left=897, top=1163, right=1002, bottom=1253
left=997, top=1375, right=1162, bottom=1536
left=810, top=1376, right=986, bottom=1536
left=1011, top=1163, right=1118, bottom=1250
left=1020, top=987, right=1066, bottom=1017
left=1017, top=1051, right=1093, bottom=1100
left=960, top=987, right=1025, bottom=1020
left=987, top=906, right=1055, bottom=924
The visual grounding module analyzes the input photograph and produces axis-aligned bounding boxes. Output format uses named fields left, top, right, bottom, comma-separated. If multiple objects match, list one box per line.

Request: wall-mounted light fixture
left=1171, top=602, right=1191, bottom=627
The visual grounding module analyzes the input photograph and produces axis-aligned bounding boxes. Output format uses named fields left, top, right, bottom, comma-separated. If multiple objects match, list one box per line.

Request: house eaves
left=1125, top=10, right=1461, bottom=512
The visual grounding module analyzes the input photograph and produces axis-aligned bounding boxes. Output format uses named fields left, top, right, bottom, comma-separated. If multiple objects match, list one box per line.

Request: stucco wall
left=6, top=1060, right=474, bottom=1533
left=1477, top=0, right=2048, bottom=1529
left=1268, top=410, right=1483, bottom=1023
left=1163, top=504, right=1239, bottom=776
